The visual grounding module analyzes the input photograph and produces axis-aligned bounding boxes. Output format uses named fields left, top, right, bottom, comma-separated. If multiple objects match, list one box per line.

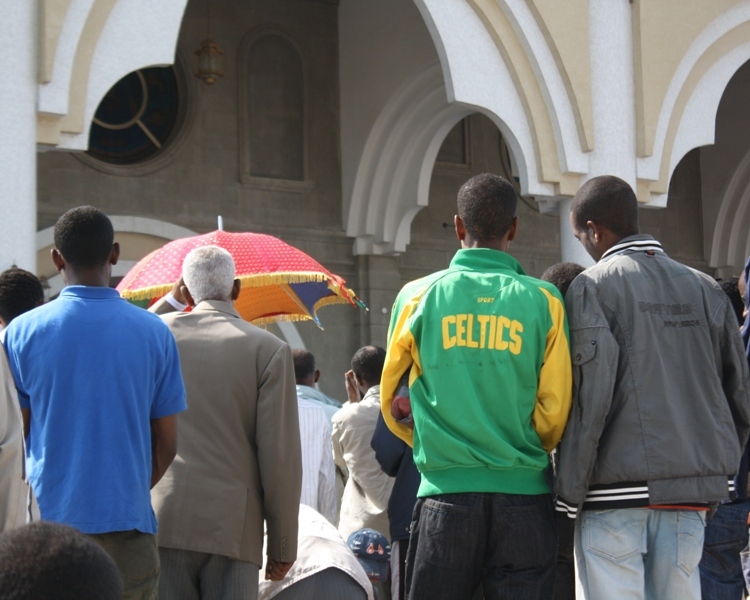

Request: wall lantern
left=194, top=2, right=223, bottom=85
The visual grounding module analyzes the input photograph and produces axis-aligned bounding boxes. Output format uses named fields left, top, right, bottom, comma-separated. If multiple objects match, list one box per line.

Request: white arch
left=498, top=0, right=588, bottom=174
left=53, top=0, right=189, bottom=150
left=347, top=63, right=535, bottom=255
left=710, top=144, right=750, bottom=270
left=637, top=4, right=750, bottom=204
left=414, top=0, right=553, bottom=198
left=38, top=0, right=96, bottom=117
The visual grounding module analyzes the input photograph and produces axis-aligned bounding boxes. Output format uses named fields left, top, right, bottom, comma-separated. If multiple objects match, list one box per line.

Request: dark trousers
left=404, top=492, right=557, bottom=600
left=700, top=501, right=750, bottom=600
left=554, top=517, right=576, bottom=600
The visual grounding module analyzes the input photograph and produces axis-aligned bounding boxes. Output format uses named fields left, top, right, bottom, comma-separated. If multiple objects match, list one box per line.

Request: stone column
left=0, top=1, right=37, bottom=272
left=558, top=0, right=638, bottom=267
left=356, top=254, right=403, bottom=348
left=587, top=0, right=638, bottom=185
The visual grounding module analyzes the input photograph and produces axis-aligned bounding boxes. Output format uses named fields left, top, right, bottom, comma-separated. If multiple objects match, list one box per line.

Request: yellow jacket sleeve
left=380, top=292, right=425, bottom=447
left=534, top=287, right=573, bottom=452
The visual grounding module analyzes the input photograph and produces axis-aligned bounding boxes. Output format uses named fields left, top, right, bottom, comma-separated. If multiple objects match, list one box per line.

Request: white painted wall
left=0, top=0, right=37, bottom=272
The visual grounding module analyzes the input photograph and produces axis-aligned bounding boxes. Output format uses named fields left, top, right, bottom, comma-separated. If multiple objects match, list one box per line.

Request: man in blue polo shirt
left=4, top=206, right=187, bottom=600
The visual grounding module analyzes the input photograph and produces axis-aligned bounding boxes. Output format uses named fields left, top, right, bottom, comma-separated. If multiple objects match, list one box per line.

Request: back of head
left=457, top=173, right=517, bottom=244
left=570, top=175, right=639, bottom=238
left=0, top=268, right=44, bottom=324
left=293, top=349, right=316, bottom=385
left=540, top=262, right=586, bottom=299
left=53, top=206, right=114, bottom=269
left=351, top=346, right=386, bottom=388
left=182, top=246, right=236, bottom=304
left=0, top=522, right=122, bottom=600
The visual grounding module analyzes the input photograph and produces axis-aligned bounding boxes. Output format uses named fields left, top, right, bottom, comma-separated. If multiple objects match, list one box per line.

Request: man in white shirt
left=296, top=397, right=337, bottom=523
left=292, top=349, right=340, bottom=523
left=293, top=350, right=342, bottom=422
left=332, top=346, right=394, bottom=541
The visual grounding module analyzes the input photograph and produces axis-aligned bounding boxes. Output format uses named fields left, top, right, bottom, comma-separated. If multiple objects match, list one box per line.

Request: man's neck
left=460, top=237, right=510, bottom=253
left=62, top=267, right=111, bottom=287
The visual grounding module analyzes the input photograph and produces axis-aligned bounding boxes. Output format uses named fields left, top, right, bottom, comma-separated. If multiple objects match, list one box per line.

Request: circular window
left=85, top=64, right=187, bottom=167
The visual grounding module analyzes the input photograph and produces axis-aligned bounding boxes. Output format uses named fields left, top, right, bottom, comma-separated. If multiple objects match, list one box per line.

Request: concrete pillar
left=356, top=255, right=403, bottom=348
left=559, top=1, right=637, bottom=267
left=587, top=0, right=638, bottom=185
left=0, top=1, right=37, bottom=272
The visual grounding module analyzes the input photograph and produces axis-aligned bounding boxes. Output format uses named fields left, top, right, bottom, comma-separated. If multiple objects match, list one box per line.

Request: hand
left=265, top=559, right=294, bottom=581
left=391, top=395, right=414, bottom=428
left=170, top=276, right=187, bottom=305
left=345, top=370, right=361, bottom=403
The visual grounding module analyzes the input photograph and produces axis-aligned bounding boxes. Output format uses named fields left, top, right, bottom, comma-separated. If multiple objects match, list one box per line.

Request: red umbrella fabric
left=116, top=230, right=365, bottom=326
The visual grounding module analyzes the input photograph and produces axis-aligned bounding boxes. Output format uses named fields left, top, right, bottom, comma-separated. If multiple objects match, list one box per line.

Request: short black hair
left=718, top=277, right=744, bottom=326
left=0, top=522, right=122, bottom=600
left=53, top=206, right=115, bottom=269
left=570, top=175, right=639, bottom=237
left=292, top=349, right=316, bottom=384
left=351, top=346, right=386, bottom=388
left=457, top=174, right=517, bottom=243
left=540, top=262, right=586, bottom=299
left=0, top=268, right=44, bottom=324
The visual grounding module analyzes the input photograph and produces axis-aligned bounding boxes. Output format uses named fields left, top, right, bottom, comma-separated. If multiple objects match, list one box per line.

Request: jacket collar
left=192, top=299, right=242, bottom=320
left=449, top=248, right=526, bottom=275
left=600, top=234, right=664, bottom=262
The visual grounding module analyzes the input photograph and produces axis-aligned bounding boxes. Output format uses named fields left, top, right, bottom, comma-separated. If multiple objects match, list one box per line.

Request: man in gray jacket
left=555, top=175, right=750, bottom=600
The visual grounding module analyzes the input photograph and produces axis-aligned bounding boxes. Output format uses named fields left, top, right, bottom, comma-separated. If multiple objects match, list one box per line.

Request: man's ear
left=231, top=278, right=241, bottom=301
left=109, top=242, right=120, bottom=266
left=355, top=373, right=368, bottom=391
left=313, top=369, right=321, bottom=384
left=454, top=215, right=466, bottom=242
left=180, top=285, right=196, bottom=308
left=586, top=220, right=603, bottom=242
left=51, top=248, right=65, bottom=272
left=506, top=216, right=518, bottom=242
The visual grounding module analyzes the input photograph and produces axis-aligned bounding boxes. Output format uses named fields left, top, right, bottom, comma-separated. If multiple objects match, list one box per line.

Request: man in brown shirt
left=151, top=246, right=302, bottom=600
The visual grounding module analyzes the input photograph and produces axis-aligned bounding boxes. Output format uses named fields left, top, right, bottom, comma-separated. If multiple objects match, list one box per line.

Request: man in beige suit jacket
left=151, top=246, right=303, bottom=600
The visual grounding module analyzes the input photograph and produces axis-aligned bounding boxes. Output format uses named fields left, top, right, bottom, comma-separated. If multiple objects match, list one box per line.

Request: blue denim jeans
left=575, top=508, right=706, bottom=600
left=404, top=492, right=557, bottom=600
left=700, top=500, right=750, bottom=600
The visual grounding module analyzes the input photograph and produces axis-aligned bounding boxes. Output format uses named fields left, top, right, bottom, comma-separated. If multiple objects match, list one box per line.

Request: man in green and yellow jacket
left=381, top=173, right=572, bottom=600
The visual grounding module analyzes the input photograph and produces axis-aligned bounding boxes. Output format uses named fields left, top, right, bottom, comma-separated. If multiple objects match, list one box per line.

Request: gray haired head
left=182, top=246, right=236, bottom=304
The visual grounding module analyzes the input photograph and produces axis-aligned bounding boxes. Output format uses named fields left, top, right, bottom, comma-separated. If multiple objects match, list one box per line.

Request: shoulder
left=394, top=270, right=451, bottom=308
left=332, top=401, right=360, bottom=426
left=4, top=300, right=64, bottom=346
left=119, top=302, right=175, bottom=340
left=517, top=275, right=565, bottom=304
left=121, top=300, right=170, bottom=326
